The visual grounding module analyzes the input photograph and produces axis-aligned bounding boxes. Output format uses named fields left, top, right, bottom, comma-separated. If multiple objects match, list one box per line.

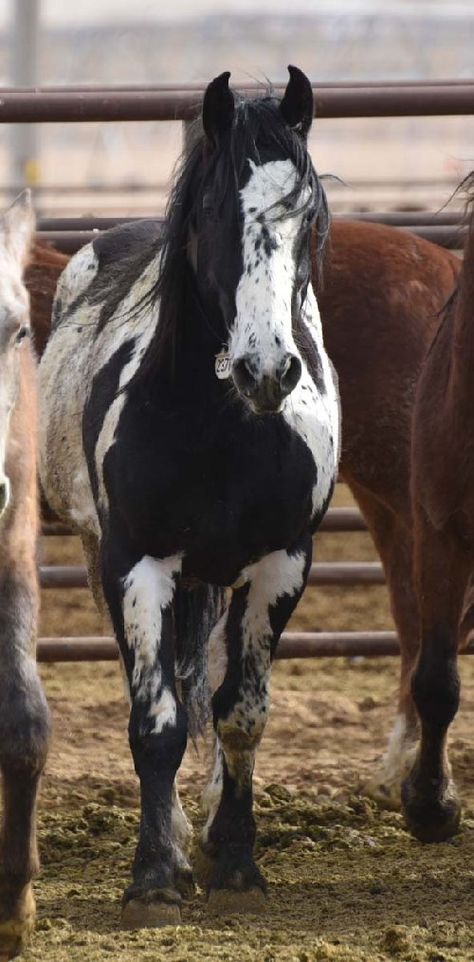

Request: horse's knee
left=213, top=680, right=269, bottom=747
left=411, top=635, right=460, bottom=731
left=217, top=713, right=265, bottom=754
left=0, top=664, right=50, bottom=774
left=129, top=694, right=187, bottom=773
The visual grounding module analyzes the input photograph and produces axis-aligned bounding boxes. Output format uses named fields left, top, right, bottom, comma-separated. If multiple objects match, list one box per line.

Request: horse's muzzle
left=233, top=353, right=302, bottom=413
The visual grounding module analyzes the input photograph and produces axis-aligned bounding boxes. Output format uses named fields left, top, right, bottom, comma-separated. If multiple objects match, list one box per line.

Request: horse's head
left=193, top=66, right=328, bottom=414
left=0, top=191, right=35, bottom=516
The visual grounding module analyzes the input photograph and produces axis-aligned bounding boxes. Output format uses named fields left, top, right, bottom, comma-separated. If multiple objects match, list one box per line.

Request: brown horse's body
left=402, top=187, right=474, bottom=842
left=27, top=222, right=460, bottom=809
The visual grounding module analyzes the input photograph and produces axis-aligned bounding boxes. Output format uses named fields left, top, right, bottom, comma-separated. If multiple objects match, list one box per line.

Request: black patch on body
left=82, top=338, right=136, bottom=506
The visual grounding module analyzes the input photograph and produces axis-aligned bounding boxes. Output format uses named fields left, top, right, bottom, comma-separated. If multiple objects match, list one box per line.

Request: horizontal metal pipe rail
left=37, top=224, right=467, bottom=253
left=1, top=83, right=474, bottom=122
left=39, top=561, right=385, bottom=590
left=35, top=632, right=474, bottom=662
left=40, top=507, right=368, bottom=538
left=5, top=80, right=474, bottom=95
left=36, top=211, right=465, bottom=232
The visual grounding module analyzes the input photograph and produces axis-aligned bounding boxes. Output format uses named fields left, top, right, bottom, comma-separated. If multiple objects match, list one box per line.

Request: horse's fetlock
left=412, top=655, right=460, bottom=729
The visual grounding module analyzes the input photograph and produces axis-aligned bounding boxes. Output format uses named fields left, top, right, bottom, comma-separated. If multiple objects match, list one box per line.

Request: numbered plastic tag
left=215, top=352, right=232, bottom=380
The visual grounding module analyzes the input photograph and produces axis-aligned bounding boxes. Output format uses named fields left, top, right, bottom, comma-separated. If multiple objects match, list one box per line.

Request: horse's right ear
left=0, top=189, right=35, bottom=267
left=202, top=71, right=234, bottom=146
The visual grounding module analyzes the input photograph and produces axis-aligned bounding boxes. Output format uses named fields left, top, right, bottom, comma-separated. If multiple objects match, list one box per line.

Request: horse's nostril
left=233, top=356, right=258, bottom=396
left=0, top=478, right=10, bottom=515
left=279, top=354, right=302, bottom=395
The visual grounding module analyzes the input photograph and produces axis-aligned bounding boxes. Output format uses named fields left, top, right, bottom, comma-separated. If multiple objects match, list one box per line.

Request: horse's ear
left=0, top=189, right=35, bottom=266
left=280, top=65, right=313, bottom=138
left=202, top=71, right=234, bottom=146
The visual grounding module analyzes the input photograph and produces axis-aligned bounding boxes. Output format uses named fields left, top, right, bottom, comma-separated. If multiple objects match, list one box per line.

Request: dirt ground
left=26, top=487, right=474, bottom=962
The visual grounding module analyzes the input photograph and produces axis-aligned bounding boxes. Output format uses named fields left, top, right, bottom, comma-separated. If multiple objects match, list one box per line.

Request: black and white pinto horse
left=39, top=67, right=340, bottom=926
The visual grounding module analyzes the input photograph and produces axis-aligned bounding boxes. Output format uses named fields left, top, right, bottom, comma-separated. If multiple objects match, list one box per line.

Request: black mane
left=135, top=93, right=330, bottom=384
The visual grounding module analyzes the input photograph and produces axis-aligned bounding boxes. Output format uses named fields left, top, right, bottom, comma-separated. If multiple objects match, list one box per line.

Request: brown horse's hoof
left=0, top=883, right=35, bottom=959
left=121, top=889, right=181, bottom=929
left=402, top=777, right=461, bottom=842
left=206, top=886, right=266, bottom=916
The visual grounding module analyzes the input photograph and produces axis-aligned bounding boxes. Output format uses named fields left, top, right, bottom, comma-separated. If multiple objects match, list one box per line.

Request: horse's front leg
left=0, top=566, right=50, bottom=960
left=200, top=533, right=312, bottom=913
left=101, top=540, right=190, bottom=929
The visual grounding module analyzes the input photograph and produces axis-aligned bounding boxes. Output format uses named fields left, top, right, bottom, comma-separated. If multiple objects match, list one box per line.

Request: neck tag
left=215, top=351, right=232, bottom=380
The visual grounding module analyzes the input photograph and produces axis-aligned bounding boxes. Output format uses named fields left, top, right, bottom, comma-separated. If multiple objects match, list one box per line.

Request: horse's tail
left=174, top=582, right=226, bottom=739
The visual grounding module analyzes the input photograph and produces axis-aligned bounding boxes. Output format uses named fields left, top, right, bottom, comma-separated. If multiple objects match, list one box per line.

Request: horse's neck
left=145, top=280, right=227, bottom=411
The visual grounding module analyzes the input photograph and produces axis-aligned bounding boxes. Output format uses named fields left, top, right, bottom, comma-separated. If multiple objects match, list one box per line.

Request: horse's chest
left=113, top=410, right=318, bottom=583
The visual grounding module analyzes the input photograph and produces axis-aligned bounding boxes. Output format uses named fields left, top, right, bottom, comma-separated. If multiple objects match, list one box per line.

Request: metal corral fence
left=9, top=80, right=471, bottom=661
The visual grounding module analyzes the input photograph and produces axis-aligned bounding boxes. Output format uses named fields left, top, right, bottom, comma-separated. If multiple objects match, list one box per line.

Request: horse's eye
left=15, top=326, right=30, bottom=345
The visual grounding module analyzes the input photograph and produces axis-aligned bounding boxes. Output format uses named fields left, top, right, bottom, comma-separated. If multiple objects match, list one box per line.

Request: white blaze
left=230, top=159, right=306, bottom=373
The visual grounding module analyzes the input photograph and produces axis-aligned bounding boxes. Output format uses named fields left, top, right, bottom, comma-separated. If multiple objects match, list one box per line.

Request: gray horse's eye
left=15, top=326, right=30, bottom=345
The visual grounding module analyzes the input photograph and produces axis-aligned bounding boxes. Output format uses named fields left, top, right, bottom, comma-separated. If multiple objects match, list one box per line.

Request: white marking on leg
left=202, top=611, right=228, bottom=846
left=202, top=547, right=308, bottom=843
left=201, top=739, right=224, bottom=846
left=207, top=608, right=229, bottom=695
left=148, top=686, right=177, bottom=735
left=171, top=782, right=193, bottom=857
left=366, top=713, right=418, bottom=806
left=121, top=554, right=182, bottom=732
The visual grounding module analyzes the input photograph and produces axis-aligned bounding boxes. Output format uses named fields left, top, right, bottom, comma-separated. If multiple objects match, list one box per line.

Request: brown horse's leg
left=402, top=513, right=469, bottom=842
left=347, top=481, right=419, bottom=806
left=0, top=567, right=50, bottom=959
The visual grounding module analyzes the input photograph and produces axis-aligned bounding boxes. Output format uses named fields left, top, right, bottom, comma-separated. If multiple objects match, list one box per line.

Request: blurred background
left=1, top=0, right=473, bottom=217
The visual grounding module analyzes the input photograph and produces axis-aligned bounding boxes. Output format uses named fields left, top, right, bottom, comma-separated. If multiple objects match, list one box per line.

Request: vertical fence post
left=9, top=0, right=41, bottom=193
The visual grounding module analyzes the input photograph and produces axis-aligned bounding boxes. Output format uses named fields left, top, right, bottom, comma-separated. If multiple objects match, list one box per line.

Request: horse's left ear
left=202, top=71, right=235, bottom=146
left=0, top=189, right=35, bottom=266
left=280, top=65, right=314, bottom=138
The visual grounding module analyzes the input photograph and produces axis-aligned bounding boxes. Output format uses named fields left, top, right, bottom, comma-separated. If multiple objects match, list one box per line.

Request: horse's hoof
left=121, top=890, right=181, bottom=929
left=402, top=777, right=461, bottom=842
left=0, top=884, right=35, bottom=959
left=206, top=886, right=266, bottom=916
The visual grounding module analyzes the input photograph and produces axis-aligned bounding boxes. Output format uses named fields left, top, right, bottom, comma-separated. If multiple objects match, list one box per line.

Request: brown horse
left=0, top=193, right=50, bottom=960
left=402, top=178, right=474, bottom=842
left=319, top=220, right=459, bottom=801
left=27, top=220, right=460, bottom=812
